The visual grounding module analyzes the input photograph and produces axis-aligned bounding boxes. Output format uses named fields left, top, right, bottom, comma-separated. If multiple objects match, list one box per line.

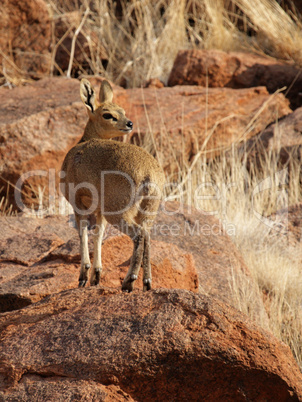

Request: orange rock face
left=100, top=235, right=198, bottom=292
left=123, top=85, right=291, bottom=173
left=0, top=288, right=301, bottom=400
left=0, top=0, right=52, bottom=79
left=168, top=49, right=302, bottom=109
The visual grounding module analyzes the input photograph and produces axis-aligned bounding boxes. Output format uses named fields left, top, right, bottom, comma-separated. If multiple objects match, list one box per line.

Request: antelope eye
left=103, top=113, right=117, bottom=121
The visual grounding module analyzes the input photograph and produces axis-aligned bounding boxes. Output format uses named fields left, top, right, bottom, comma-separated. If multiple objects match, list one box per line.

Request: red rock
left=50, top=234, right=198, bottom=291
left=0, top=0, right=51, bottom=80
left=122, top=85, right=291, bottom=174
left=0, top=214, right=73, bottom=243
left=0, top=260, right=79, bottom=313
left=0, top=78, right=81, bottom=125
left=0, top=233, right=64, bottom=266
left=0, top=377, right=134, bottom=401
left=0, top=288, right=301, bottom=400
left=0, top=78, right=86, bottom=208
left=152, top=202, right=269, bottom=326
left=0, top=215, right=79, bottom=311
left=100, top=235, right=198, bottom=292
left=168, top=49, right=302, bottom=108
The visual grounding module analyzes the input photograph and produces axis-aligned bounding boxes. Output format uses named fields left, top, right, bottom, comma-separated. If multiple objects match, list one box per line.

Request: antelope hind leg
left=142, top=231, right=152, bottom=291
left=121, top=222, right=145, bottom=292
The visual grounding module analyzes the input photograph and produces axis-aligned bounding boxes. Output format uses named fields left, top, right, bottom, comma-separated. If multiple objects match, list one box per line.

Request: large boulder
left=168, top=49, right=302, bottom=109
left=152, top=203, right=258, bottom=307
left=122, top=85, right=291, bottom=174
left=0, top=0, right=51, bottom=81
left=0, top=288, right=301, bottom=401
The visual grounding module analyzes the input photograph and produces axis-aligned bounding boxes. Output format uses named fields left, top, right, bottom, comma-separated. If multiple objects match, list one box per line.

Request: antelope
left=60, top=79, right=165, bottom=292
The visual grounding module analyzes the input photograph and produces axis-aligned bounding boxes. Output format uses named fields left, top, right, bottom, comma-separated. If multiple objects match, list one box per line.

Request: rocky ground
left=1, top=288, right=302, bottom=401
left=0, top=0, right=302, bottom=400
left=0, top=206, right=301, bottom=400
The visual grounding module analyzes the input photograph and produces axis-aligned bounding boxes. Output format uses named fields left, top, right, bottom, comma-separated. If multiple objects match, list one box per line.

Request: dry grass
left=39, top=0, right=302, bottom=87
left=3, top=0, right=302, bottom=85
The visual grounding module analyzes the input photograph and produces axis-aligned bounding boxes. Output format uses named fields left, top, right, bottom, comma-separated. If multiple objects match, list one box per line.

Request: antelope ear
left=80, top=79, right=96, bottom=113
left=99, top=80, right=113, bottom=103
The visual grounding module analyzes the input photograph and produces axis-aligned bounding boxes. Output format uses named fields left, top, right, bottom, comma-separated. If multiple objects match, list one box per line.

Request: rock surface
left=93, top=235, right=198, bottom=292
left=0, top=288, right=301, bottom=401
left=0, top=233, right=64, bottom=266
left=0, top=378, right=134, bottom=402
left=123, top=85, right=291, bottom=174
left=0, top=0, right=51, bottom=81
left=168, top=49, right=302, bottom=109
left=153, top=203, right=249, bottom=301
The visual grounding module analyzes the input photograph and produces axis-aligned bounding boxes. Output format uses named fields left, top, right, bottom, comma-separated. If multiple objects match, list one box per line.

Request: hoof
left=78, top=279, right=87, bottom=288
left=122, top=277, right=134, bottom=293
left=94, top=270, right=101, bottom=285
left=122, top=273, right=139, bottom=292
left=143, top=278, right=152, bottom=291
left=90, top=269, right=101, bottom=286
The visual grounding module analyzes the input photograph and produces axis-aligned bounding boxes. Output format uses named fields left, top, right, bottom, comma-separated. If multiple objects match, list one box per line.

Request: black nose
left=127, top=120, right=133, bottom=129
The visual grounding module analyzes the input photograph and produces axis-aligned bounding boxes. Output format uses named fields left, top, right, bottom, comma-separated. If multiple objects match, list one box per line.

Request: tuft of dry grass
left=233, top=0, right=302, bottom=62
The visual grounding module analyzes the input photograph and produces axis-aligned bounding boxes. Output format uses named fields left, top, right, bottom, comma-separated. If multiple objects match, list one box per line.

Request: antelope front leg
left=90, top=214, right=107, bottom=286
left=76, top=215, right=91, bottom=287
